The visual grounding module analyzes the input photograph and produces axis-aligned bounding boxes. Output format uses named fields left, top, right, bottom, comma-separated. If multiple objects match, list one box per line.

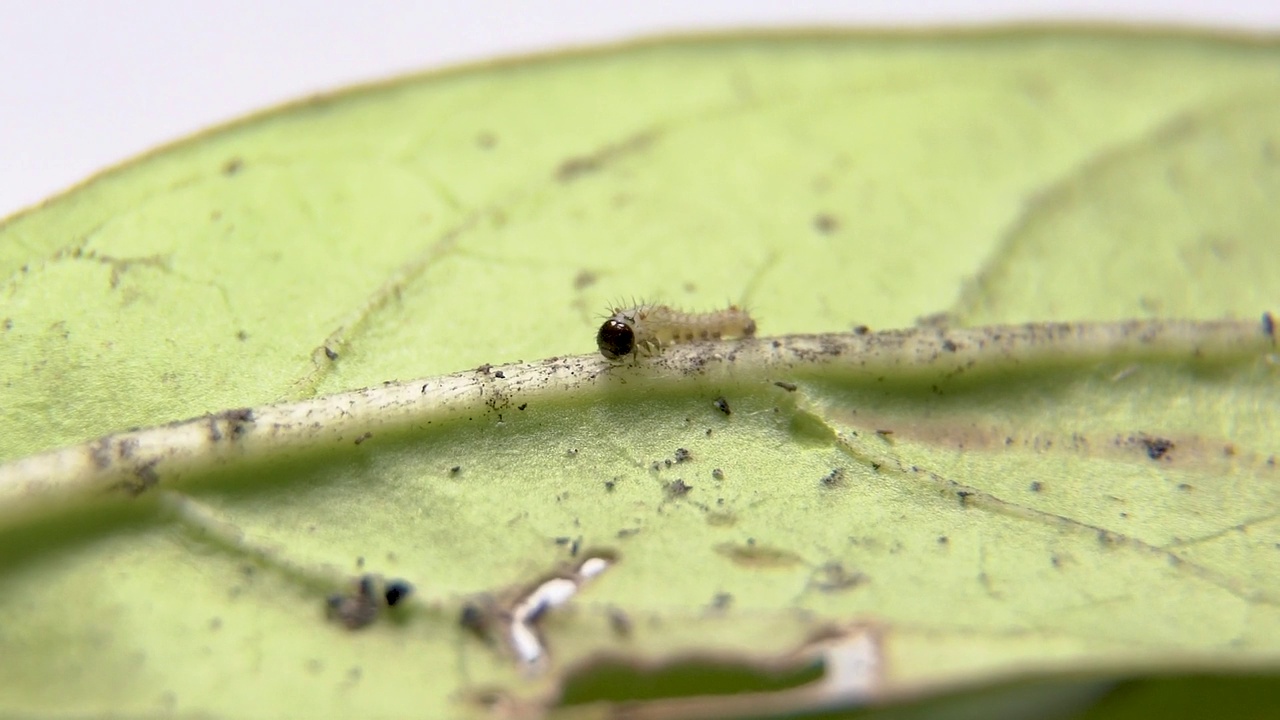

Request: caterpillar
left=596, top=303, right=758, bottom=361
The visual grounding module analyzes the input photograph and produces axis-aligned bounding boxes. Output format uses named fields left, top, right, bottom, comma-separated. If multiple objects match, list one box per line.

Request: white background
left=2, top=1, right=1278, bottom=219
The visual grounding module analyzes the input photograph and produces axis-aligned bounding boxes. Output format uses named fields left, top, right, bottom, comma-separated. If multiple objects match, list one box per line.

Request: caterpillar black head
left=596, top=317, right=635, bottom=360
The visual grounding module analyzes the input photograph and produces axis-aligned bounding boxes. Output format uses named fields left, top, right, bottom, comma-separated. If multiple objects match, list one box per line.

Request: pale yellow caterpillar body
left=596, top=303, right=757, bottom=361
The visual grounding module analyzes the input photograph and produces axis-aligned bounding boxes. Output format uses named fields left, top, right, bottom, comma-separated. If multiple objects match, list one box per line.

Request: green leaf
left=2, top=28, right=1278, bottom=719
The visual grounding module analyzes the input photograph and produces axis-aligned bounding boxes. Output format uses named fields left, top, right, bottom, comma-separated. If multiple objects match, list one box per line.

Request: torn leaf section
left=550, top=624, right=882, bottom=719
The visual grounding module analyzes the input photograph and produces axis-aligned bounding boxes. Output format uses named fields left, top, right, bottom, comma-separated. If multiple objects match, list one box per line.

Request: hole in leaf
left=556, top=654, right=826, bottom=707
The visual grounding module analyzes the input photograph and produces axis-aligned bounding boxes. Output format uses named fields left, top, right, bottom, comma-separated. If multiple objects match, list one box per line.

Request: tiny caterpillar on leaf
left=596, top=303, right=758, bottom=361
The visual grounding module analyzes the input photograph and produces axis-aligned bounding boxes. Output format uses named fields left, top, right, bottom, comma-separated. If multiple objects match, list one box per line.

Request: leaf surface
left=1, top=29, right=1278, bottom=719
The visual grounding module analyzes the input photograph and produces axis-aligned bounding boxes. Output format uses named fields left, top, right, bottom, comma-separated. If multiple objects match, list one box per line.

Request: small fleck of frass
left=666, top=479, right=692, bottom=498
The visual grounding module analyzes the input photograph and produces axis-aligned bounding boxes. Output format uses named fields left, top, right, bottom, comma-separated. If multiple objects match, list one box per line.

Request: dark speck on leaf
left=557, top=156, right=598, bottom=181
left=1029, top=481, right=1043, bottom=492
left=449, top=465, right=462, bottom=477
left=810, top=562, right=866, bottom=593
left=324, top=346, right=339, bottom=361
left=666, top=479, right=692, bottom=498
left=713, top=397, right=731, bottom=415
left=126, top=461, right=160, bottom=496
left=1142, top=436, right=1174, bottom=460
left=327, top=575, right=381, bottom=630
left=813, top=213, right=840, bottom=234
left=459, top=603, right=487, bottom=635
left=384, top=580, right=413, bottom=607
left=608, top=607, right=632, bottom=637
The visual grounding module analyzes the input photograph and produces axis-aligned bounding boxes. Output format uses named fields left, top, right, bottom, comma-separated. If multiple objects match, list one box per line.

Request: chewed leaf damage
left=477, top=623, right=885, bottom=719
